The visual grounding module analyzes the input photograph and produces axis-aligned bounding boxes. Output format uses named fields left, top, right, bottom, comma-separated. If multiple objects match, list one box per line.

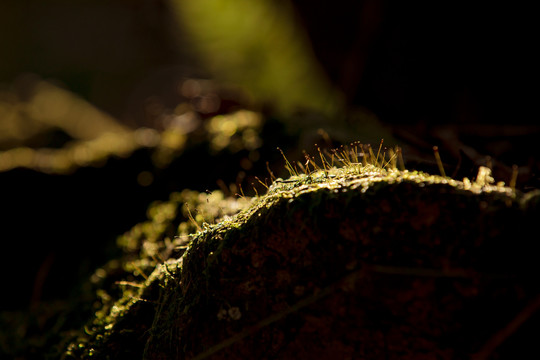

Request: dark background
left=1, top=1, right=536, bottom=127
left=0, top=0, right=538, bottom=312
left=2, top=1, right=537, bottom=179
left=291, top=0, right=539, bottom=188
left=295, top=1, right=537, bottom=126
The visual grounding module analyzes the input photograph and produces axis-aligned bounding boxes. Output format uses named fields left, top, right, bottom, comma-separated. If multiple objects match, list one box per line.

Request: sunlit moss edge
left=143, top=162, right=530, bottom=358
left=64, top=152, right=531, bottom=358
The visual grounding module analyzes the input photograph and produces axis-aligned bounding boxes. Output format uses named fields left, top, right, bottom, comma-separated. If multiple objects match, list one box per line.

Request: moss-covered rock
left=66, top=165, right=540, bottom=359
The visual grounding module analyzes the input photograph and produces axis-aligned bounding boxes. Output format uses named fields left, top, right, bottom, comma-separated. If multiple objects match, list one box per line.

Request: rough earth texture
left=65, top=166, right=540, bottom=359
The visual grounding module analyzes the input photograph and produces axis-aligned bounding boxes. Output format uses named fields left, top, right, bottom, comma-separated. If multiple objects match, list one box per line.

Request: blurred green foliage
left=171, top=0, right=344, bottom=116
left=1, top=0, right=344, bottom=120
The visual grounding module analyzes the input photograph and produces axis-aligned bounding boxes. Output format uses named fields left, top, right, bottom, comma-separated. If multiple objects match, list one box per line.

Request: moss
left=64, top=163, right=540, bottom=359
left=62, top=188, right=251, bottom=359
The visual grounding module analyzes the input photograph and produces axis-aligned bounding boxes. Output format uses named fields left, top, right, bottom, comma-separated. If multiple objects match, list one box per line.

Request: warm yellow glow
left=0, top=150, right=13, bottom=172
left=170, top=0, right=344, bottom=116
left=29, top=83, right=72, bottom=121
left=10, top=147, right=34, bottom=168
left=0, top=75, right=143, bottom=173
left=206, top=110, right=263, bottom=152
left=25, top=80, right=129, bottom=140
left=160, top=129, right=187, bottom=150
left=134, top=128, right=161, bottom=148
left=0, top=75, right=268, bottom=174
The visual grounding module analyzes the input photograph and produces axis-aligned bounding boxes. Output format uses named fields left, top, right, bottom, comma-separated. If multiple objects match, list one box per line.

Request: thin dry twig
left=472, top=293, right=540, bottom=360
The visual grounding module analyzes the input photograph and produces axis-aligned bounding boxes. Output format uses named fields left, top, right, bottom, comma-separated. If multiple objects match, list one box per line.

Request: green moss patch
left=66, top=165, right=540, bottom=359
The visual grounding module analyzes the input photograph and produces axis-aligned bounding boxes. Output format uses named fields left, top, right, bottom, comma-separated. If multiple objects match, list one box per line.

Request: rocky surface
left=63, top=164, right=540, bottom=359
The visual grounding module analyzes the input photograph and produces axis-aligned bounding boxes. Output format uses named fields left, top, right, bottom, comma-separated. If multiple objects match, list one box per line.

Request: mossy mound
left=67, top=165, right=540, bottom=359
